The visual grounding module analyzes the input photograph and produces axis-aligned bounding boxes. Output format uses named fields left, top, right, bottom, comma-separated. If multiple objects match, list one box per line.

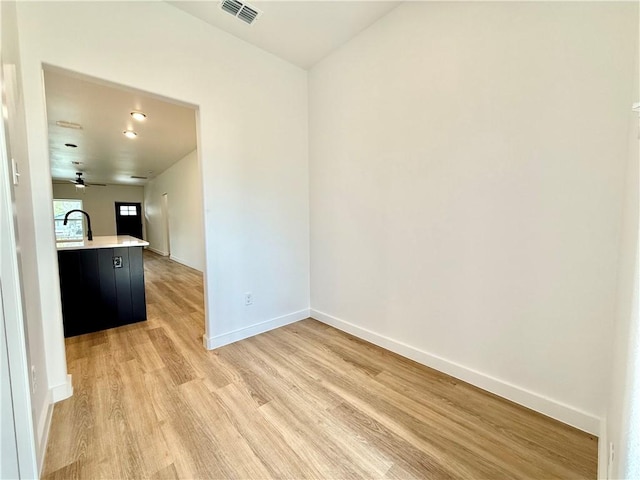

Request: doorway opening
left=42, top=65, right=207, bottom=348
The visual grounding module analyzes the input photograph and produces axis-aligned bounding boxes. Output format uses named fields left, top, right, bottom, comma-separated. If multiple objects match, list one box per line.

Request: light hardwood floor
left=43, top=251, right=597, bottom=479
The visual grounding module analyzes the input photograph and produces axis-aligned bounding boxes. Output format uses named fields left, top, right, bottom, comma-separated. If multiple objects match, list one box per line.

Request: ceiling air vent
left=56, top=120, right=83, bottom=130
left=220, top=0, right=262, bottom=25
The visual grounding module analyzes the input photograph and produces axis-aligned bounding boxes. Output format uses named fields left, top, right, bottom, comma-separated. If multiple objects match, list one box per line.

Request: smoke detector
left=220, top=0, right=262, bottom=25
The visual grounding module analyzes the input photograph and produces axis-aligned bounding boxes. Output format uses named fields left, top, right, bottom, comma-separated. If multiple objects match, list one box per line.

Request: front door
left=115, top=202, right=143, bottom=239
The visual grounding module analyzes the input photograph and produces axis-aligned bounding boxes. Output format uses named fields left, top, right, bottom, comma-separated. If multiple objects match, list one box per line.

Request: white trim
left=310, top=309, right=601, bottom=435
left=36, top=395, right=49, bottom=454
left=203, top=309, right=310, bottom=350
left=36, top=403, right=54, bottom=477
left=146, top=246, right=168, bottom=256
left=169, top=254, right=202, bottom=272
left=0, top=60, right=38, bottom=477
left=598, top=417, right=609, bottom=479
left=49, top=373, right=73, bottom=403
left=34, top=374, right=72, bottom=472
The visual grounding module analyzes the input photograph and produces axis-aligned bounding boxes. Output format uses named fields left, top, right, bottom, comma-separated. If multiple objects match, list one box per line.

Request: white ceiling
left=45, top=68, right=197, bottom=187
left=168, top=1, right=401, bottom=69
left=45, top=2, right=400, bottom=187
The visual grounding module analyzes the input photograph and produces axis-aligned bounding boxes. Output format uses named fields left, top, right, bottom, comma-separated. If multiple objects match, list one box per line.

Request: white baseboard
left=35, top=395, right=50, bottom=460
left=49, top=374, right=73, bottom=403
left=169, top=254, right=202, bottom=272
left=147, top=246, right=168, bottom=256
left=598, top=418, right=608, bottom=479
left=38, top=375, right=72, bottom=474
left=310, top=309, right=601, bottom=435
left=203, top=309, right=310, bottom=350
left=37, top=402, right=54, bottom=477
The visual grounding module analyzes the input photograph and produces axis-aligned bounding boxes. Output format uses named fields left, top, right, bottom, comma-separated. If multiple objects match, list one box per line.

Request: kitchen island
left=57, top=235, right=149, bottom=338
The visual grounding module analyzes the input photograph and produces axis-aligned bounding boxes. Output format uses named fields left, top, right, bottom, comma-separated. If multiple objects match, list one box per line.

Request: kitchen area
left=45, top=67, right=203, bottom=338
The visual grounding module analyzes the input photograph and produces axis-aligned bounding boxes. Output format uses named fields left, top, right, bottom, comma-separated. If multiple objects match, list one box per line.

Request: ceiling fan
left=65, top=172, right=106, bottom=188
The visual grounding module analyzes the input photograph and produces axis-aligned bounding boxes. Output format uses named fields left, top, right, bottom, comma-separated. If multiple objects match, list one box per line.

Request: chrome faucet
left=63, top=209, right=93, bottom=241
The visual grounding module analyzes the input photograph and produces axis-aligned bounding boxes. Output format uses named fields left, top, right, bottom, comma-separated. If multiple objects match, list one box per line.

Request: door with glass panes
left=115, top=202, right=143, bottom=239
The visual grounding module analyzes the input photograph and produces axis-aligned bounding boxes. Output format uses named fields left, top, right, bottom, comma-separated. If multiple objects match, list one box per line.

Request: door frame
left=0, top=53, right=38, bottom=478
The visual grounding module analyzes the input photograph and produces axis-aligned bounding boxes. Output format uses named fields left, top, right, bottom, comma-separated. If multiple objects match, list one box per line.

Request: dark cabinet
left=57, top=246, right=147, bottom=337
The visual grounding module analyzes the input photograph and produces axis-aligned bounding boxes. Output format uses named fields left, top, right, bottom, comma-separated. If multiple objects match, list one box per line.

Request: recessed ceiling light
left=56, top=120, right=83, bottom=129
left=130, top=111, right=147, bottom=121
left=65, top=143, right=78, bottom=148
left=123, top=130, right=137, bottom=139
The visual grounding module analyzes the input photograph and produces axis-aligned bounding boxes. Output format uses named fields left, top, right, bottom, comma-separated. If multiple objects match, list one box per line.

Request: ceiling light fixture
left=123, top=130, right=137, bottom=139
left=72, top=172, right=87, bottom=191
left=130, top=111, right=147, bottom=121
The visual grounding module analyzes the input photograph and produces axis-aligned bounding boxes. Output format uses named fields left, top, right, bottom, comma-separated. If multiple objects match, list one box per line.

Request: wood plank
left=330, top=401, right=456, bottom=480
left=214, top=383, right=316, bottom=479
left=147, top=327, right=197, bottom=386
left=150, top=463, right=179, bottom=480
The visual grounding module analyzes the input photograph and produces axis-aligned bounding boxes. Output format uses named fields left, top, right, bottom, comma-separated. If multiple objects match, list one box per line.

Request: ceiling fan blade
left=86, top=182, right=107, bottom=187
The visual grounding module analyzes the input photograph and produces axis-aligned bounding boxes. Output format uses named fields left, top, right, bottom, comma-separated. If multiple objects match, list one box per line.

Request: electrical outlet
left=244, top=292, right=253, bottom=306
left=30, top=365, right=37, bottom=392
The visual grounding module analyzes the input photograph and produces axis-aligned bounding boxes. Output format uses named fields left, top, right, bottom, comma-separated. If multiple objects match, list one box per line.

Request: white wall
left=15, top=1, right=309, bottom=369
left=604, top=28, right=640, bottom=479
left=1, top=1, right=61, bottom=471
left=52, top=183, right=144, bottom=237
left=309, top=2, right=637, bottom=434
left=145, top=149, right=205, bottom=271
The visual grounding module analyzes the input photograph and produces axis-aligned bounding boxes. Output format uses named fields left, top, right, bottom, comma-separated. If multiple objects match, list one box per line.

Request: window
left=119, top=205, right=137, bottom=216
left=53, top=199, right=84, bottom=241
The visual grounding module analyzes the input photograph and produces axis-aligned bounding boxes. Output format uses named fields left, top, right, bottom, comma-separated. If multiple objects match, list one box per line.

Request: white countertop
left=56, top=235, right=149, bottom=251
